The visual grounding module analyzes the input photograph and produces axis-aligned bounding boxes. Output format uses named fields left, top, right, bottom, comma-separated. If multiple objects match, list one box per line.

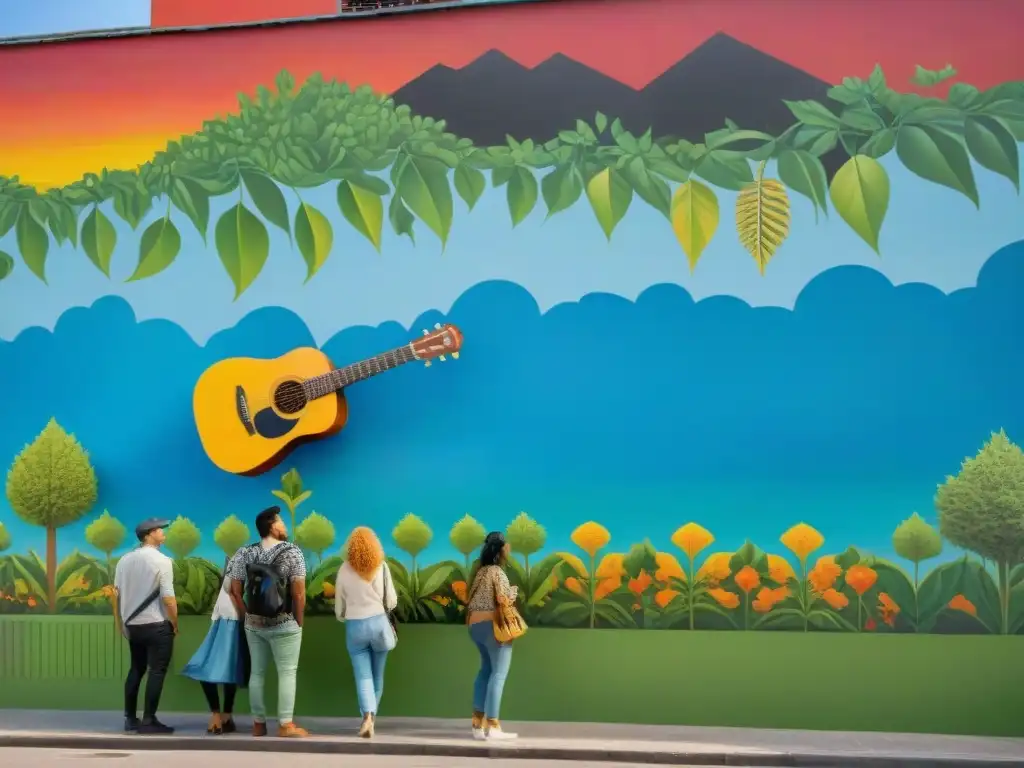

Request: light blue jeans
left=470, top=620, right=513, bottom=720
left=345, top=614, right=395, bottom=716
left=246, top=622, right=303, bottom=725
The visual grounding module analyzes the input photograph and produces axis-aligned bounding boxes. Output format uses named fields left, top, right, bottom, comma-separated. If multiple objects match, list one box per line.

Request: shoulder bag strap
left=379, top=563, right=391, bottom=611
left=124, top=587, right=161, bottom=625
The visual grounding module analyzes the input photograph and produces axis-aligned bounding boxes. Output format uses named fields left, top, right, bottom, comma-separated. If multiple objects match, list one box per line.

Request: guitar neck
left=303, top=344, right=419, bottom=400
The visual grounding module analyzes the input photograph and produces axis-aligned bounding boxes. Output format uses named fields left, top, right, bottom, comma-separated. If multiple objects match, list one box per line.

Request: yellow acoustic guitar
left=193, top=323, right=463, bottom=476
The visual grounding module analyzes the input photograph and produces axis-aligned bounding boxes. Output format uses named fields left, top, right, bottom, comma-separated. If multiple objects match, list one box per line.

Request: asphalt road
left=0, top=749, right=770, bottom=768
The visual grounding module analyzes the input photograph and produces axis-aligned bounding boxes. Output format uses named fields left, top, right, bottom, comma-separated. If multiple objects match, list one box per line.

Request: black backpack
left=244, top=544, right=293, bottom=618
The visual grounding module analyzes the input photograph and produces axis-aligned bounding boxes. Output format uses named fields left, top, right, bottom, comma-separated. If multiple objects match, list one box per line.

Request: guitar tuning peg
left=452, top=352, right=460, bottom=360
left=434, top=322, right=442, bottom=329
left=424, top=360, right=432, bottom=367
left=439, top=355, right=447, bottom=362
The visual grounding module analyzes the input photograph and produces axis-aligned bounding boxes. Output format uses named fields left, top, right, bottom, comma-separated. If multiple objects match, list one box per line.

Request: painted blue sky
left=0, top=237, right=1021, bottom=570
left=0, top=0, right=150, bottom=40
left=2, top=155, right=1023, bottom=345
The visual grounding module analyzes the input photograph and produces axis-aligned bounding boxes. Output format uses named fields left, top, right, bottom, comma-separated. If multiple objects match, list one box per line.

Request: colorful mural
left=2, top=0, right=1024, bottom=733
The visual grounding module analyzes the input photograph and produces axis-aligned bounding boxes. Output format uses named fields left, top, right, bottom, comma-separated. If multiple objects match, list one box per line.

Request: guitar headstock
left=412, top=323, right=463, bottom=367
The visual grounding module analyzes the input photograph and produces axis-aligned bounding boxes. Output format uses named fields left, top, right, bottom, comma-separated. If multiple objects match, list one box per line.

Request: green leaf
left=170, top=178, right=210, bottom=241
left=896, top=124, right=979, bottom=206
left=671, top=179, right=719, bottom=271
left=917, top=559, right=967, bottom=628
left=80, top=206, right=117, bottom=277
left=492, top=166, right=515, bottom=187
left=623, top=158, right=671, bottom=218
left=417, top=564, right=453, bottom=599
left=964, top=115, right=1019, bottom=191
left=540, top=165, right=583, bottom=217
left=112, top=187, right=152, bottom=230
left=388, top=195, right=416, bottom=244
left=397, top=156, right=453, bottom=246
left=776, top=150, right=828, bottom=221
left=840, top=107, right=886, bottom=132
left=585, top=167, right=632, bottom=240
left=829, top=154, right=889, bottom=253
left=241, top=170, right=291, bottom=239
left=214, top=202, right=270, bottom=299
left=128, top=216, right=181, bottom=282
left=694, top=151, right=753, bottom=191
left=453, top=165, right=485, bottom=211
left=859, top=128, right=897, bottom=159
left=295, top=203, right=334, bottom=281
left=15, top=205, right=49, bottom=283
left=506, top=166, right=538, bottom=226
left=543, top=600, right=590, bottom=628
left=594, top=112, right=608, bottom=134
left=0, top=203, right=18, bottom=237
left=337, top=180, right=383, bottom=251
left=0, top=251, right=13, bottom=281
left=783, top=99, right=841, bottom=128
left=910, top=64, right=957, bottom=87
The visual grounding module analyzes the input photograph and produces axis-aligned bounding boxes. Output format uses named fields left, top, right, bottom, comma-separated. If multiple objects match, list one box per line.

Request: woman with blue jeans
left=334, top=526, right=398, bottom=738
left=465, top=531, right=518, bottom=741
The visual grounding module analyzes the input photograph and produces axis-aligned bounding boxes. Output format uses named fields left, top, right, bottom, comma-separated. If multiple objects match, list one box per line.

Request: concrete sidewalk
left=0, top=710, right=1022, bottom=767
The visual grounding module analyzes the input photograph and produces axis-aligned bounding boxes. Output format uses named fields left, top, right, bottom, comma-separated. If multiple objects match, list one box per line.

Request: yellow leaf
left=671, top=179, right=719, bottom=271
left=585, top=168, right=632, bottom=240
left=735, top=162, right=791, bottom=274
left=829, top=154, right=890, bottom=253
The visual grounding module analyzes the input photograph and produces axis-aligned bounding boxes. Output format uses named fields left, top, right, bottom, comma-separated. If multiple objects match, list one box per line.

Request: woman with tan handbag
left=465, top=531, right=526, bottom=741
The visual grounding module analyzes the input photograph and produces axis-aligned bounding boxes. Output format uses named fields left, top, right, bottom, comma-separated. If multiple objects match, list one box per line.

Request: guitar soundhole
left=273, top=380, right=308, bottom=415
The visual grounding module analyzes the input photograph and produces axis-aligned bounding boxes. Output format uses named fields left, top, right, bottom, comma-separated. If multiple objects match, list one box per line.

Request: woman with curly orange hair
left=334, top=526, right=398, bottom=738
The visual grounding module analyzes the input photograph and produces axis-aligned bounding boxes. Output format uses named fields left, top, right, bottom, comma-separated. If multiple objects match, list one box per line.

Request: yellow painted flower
left=780, top=523, right=824, bottom=564
left=734, top=565, right=761, bottom=594
left=708, top=587, right=740, bottom=609
left=766, top=554, right=795, bottom=585
left=571, top=522, right=611, bottom=557
left=671, top=522, right=714, bottom=561
left=654, top=552, right=685, bottom=583
left=595, top=552, right=625, bottom=579
left=697, top=552, right=732, bottom=585
left=323, top=582, right=336, bottom=599
left=432, top=595, right=451, bottom=606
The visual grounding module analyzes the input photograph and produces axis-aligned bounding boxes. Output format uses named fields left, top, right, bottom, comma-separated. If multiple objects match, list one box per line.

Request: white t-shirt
left=334, top=561, right=398, bottom=621
left=114, top=545, right=175, bottom=626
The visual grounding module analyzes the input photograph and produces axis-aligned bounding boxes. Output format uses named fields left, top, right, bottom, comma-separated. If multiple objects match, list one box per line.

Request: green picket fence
left=0, top=615, right=127, bottom=680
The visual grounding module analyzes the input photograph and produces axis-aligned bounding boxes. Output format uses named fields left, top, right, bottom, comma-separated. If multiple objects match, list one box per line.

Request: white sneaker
left=471, top=726, right=486, bottom=740
left=486, top=727, right=518, bottom=740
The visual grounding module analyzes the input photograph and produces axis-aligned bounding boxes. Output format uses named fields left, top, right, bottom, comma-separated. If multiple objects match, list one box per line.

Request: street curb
left=1, top=733, right=1022, bottom=768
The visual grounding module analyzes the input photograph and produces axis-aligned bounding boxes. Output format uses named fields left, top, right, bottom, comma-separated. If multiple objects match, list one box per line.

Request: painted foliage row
left=0, top=66, right=1022, bottom=293
left=3, top=421, right=1024, bottom=634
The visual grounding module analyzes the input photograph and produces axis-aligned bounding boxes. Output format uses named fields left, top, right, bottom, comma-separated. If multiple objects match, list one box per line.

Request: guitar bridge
left=235, top=385, right=256, bottom=436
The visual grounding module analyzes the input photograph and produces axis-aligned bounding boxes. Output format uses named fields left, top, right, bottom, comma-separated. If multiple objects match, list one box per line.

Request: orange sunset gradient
left=1, top=0, right=1023, bottom=190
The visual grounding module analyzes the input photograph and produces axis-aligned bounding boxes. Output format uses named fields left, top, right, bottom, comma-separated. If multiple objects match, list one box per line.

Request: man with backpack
left=227, top=506, right=309, bottom=738
left=112, top=518, right=177, bottom=735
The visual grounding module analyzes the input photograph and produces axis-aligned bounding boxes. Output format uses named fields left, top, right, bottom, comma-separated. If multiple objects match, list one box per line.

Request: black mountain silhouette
left=392, top=33, right=845, bottom=175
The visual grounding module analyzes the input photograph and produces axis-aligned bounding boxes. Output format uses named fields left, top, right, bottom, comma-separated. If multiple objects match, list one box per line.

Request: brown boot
left=471, top=711, right=485, bottom=740
left=252, top=721, right=267, bottom=737
left=277, top=722, right=309, bottom=738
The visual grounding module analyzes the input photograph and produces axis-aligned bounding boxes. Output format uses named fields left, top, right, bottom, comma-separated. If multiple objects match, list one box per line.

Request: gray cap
left=135, top=518, right=170, bottom=541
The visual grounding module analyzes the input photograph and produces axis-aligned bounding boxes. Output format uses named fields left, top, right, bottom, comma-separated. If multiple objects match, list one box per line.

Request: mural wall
left=2, top=0, right=1024, bottom=732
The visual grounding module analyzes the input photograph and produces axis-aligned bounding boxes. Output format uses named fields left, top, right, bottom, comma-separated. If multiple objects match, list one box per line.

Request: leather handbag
left=492, top=573, right=527, bottom=643
left=381, top=563, right=399, bottom=643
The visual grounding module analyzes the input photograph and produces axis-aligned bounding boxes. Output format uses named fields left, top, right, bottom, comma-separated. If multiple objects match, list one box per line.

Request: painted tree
left=85, top=510, right=127, bottom=582
left=6, top=419, right=98, bottom=612
left=936, top=430, right=1024, bottom=634
left=164, top=516, right=202, bottom=560
left=393, top=514, right=432, bottom=590
left=213, top=515, right=250, bottom=560
left=295, top=512, right=336, bottom=564
left=449, top=514, right=486, bottom=569
left=506, top=512, right=546, bottom=583
left=271, top=467, right=312, bottom=534
left=891, top=512, right=942, bottom=630
left=0, top=521, right=10, bottom=553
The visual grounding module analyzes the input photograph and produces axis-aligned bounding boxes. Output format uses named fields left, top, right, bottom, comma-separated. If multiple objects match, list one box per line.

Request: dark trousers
left=200, top=682, right=237, bottom=714
left=124, top=621, right=174, bottom=721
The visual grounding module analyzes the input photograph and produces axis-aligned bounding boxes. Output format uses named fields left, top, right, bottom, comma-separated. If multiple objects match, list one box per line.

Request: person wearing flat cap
left=112, top=517, right=178, bottom=735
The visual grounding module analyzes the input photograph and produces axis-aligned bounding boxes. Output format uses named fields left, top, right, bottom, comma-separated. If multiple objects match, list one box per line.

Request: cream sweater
left=334, top=561, right=399, bottom=621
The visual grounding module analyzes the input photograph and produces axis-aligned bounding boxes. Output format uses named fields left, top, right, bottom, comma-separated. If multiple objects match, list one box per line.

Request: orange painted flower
left=877, top=592, right=900, bottom=627
left=708, top=588, right=740, bottom=609
left=628, top=570, right=654, bottom=595
left=323, top=582, right=336, bottom=599
left=671, top=523, right=714, bottom=561
left=808, top=557, right=841, bottom=594
left=564, top=577, right=586, bottom=596
left=27, top=596, right=37, bottom=608
left=948, top=594, right=977, bottom=617
left=780, top=523, right=824, bottom=564
left=845, top=565, right=878, bottom=596
left=821, top=588, right=848, bottom=611
left=766, top=554, right=796, bottom=585
left=654, top=552, right=685, bottom=583
left=751, top=586, right=789, bottom=613
left=865, top=617, right=877, bottom=631
left=451, top=580, right=468, bottom=604
left=432, top=595, right=451, bottom=607
left=571, top=522, right=611, bottom=558
left=697, top=552, right=732, bottom=585
left=655, top=588, right=680, bottom=608
left=734, top=565, right=760, bottom=594
left=595, top=553, right=625, bottom=580
left=594, top=576, right=621, bottom=601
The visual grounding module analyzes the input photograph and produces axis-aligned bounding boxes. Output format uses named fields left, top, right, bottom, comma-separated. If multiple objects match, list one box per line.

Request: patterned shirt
left=226, top=540, right=306, bottom=630
left=466, top=565, right=518, bottom=613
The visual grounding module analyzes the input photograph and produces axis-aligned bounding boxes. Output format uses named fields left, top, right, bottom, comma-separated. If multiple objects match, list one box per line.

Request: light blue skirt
left=181, top=618, right=245, bottom=685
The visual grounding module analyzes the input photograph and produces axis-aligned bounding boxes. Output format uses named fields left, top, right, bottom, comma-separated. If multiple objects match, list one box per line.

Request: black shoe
left=138, top=719, right=175, bottom=735
left=124, top=717, right=140, bottom=733
left=221, top=718, right=237, bottom=734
